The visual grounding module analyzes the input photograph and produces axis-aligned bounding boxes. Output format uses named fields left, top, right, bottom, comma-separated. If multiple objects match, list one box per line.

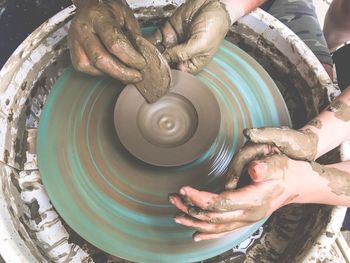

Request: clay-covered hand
left=68, top=0, right=146, bottom=83
left=225, top=127, right=319, bottom=189
left=147, top=0, right=231, bottom=74
left=169, top=154, right=304, bottom=241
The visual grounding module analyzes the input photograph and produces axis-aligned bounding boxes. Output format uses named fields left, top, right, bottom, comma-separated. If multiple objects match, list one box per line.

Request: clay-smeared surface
left=311, top=162, right=350, bottom=196
left=327, top=100, right=350, bottom=122
left=244, top=127, right=318, bottom=161
left=307, top=118, right=322, bottom=129
left=37, top=39, right=291, bottom=262
left=132, top=35, right=171, bottom=103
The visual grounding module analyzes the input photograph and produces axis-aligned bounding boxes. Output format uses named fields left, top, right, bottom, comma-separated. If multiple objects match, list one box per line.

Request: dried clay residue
left=311, top=161, right=350, bottom=196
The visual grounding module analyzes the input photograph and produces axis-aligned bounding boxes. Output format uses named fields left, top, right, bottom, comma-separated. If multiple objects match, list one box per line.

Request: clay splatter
left=311, top=162, right=350, bottom=196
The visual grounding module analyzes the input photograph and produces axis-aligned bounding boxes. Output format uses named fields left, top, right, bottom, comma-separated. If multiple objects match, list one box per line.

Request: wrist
left=220, top=0, right=245, bottom=24
left=283, top=160, right=317, bottom=205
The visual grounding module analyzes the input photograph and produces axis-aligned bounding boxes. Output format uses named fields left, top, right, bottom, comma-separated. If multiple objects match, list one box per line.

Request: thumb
left=163, top=42, right=199, bottom=65
left=248, top=154, right=289, bottom=182
left=164, top=43, right=211, bottom=74
left=145, top=29, right=164, bottom=49
left=248, top=160, right=269, bottom=183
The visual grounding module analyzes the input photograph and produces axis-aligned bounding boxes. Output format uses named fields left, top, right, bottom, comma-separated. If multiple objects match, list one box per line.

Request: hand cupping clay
left=147, top=0, right=231, bottom=73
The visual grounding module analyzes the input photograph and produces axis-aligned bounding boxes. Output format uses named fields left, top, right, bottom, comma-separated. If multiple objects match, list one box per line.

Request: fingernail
left=193, top=234, right=201, bottom=242
left=180, top=188, right=186, bottom=195
left=174, top=218, right=181, bottom=224
left=194, top=237, right=201, bottom=242
left=169, top=197, right=175, bottom=205
left=168, top=193, right=177, bottom=204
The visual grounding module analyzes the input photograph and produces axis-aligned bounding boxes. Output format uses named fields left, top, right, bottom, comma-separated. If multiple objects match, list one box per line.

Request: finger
left=94, top=20, right=146, bottom=70
left=177, top=55, right=210, bottom=74
left=68, top=38, right=103, bottom=76
left=170, top=192, right=257, bottom=222
left=163, top=38, right=203, bottom=66
left=146, top=20, right=179, bottom=48
left=248, top=154, right=289, bottom=182
left=243, top=127, right=317, bottom=161
left=82, top=33, right=142, bottom=83
left=168, top=194, right=191, bottom=214
left=193, top=230, right=235, bottom=242
left=146, top=28, right=164, bottom=47
left=174, top=214, right=248, bottom=234
left=187, top=207, right=256, bottom=223
left=105, top=0, right=142, bottom=35
left=122, top=1, right=142, bottom=35
left=225, top=143, right=274, bottom=190
left=159, top=21, right=179, bottom=49
left=178, top=186, right=218, bottom=210
left=180, top=186, right=260, bottom=212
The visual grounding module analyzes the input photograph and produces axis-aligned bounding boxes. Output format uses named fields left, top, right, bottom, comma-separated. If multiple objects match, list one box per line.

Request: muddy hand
left=225, top=127, right=319, bottom=189
left=68, top=0, right=146, bottom=83
left=169, top=154, right=303, bottom=241
left=147, top=0, right=231, bottom=74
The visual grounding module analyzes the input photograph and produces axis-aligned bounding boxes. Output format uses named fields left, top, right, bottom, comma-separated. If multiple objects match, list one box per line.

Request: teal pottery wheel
left=37, top=40, right=291, bottom=262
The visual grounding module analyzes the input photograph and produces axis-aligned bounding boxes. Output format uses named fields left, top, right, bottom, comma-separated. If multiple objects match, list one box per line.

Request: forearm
left=300, top=85, right=350, bottom=159
left=72, top=0, right=100, bottom=9
left=220, top=0, right=266, bottom=24
left=292, top=160, right=350, bottom=207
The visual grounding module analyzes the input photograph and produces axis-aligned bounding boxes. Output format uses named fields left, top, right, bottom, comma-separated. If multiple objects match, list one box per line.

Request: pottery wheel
left=115, top=70, right=221, bottom=167
left=37, top=39, right=291, bottom=262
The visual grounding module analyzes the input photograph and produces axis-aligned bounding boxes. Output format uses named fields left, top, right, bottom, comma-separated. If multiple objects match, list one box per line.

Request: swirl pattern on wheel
left=37, top=40, right=291, bottom=262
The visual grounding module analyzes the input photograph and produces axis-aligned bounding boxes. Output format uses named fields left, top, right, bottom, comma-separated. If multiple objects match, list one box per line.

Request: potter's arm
left=220, top=0, right=266, bottom=24
left=300, top=86, right=350, bottom=159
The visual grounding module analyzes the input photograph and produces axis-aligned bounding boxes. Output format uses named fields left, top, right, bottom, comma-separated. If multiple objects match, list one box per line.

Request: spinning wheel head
left=37, top=40, right=291, bottom=262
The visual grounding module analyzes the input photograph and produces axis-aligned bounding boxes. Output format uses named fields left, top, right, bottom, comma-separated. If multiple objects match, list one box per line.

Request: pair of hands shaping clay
left=169, top=127, right=321, bottom=241
left=68, top=0, right=231, bottom=84
left=170, top=95, right=350, bottom=242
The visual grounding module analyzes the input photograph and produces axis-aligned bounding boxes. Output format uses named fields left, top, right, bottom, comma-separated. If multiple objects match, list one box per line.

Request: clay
left=244, top=127, right=319, bottom=161
left=310, top=162, right=350, bottom=196
left=307, top=118, right=322, bottom=129
left=147, top=0, right=230, bottom=73
left=259, top=154, right=289, bottom=177
left=188, top=206, right=209, bottom=216
left=131, top=34, right=172, bottom=103
left=327, top=100, right=350, bottom=122
left=114, top=70, right=220, bottom=166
